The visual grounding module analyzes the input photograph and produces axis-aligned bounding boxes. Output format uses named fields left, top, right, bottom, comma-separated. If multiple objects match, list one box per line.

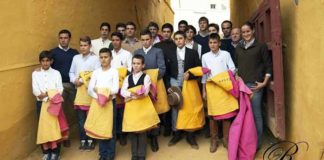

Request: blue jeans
left=77, top=109, right=89, bottom=141
left=246, top=83, right=264, bottom=148
left=99, top=99, right=117, bottom=158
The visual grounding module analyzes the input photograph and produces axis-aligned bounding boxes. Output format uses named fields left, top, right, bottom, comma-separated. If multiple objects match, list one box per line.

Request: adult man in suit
left=166, top=31, right=201, bottom=149
left=134, top=29, right=166, bottom=152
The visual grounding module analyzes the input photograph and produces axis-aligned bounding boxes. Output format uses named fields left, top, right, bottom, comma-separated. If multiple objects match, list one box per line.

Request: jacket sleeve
left=188, top=49, right=202, bottom=80
left=261, top=43, right=273, bottom=76
left=156, top=48, right=166, bottom=79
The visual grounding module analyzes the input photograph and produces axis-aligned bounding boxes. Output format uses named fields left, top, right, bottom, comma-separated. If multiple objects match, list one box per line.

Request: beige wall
left=230, top=0, right=324, bottom=159
left=0, top=0, right=173, bottom=159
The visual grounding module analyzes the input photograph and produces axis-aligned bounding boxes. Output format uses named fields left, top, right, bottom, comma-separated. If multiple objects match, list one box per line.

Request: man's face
left=222, top=22, right=232, bottom=38
left=162, top=28, right=172, bottom=40
left=208, top=26, right=218, bottom=34
left=79, top=41, right=91, bottom=55
left=231, top=28, right=241, bottom=43
left=178, top=24, right=187, bottom=32
left=58, top=33, right=70, bottom=48
left=174, top=34, right=186, bottom=48
left=100, top=26, right=110, bottom=39
left=112, top=36, right=122, bottom=50
left=99, top=52, right=112, bottom=68
left=208, top=39, right=221, bottom=52
left=117, top=27, right=125, bottom=36
left=140, top=34, right=152, bottom=48
left=132, top=58, right=145, bottom=73
left=149, top=26, right=158, bottom=37
left=40, top=57, right=52, bottom=70
left=185, top=29, right=195, bottom=40
left=199, top=20, right=208, bottom=31
left=125, top=25, right=136, bottom=38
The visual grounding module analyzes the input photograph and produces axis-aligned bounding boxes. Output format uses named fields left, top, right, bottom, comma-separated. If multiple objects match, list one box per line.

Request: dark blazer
left=164, top=47, right=201, bottom=89
left=134, top=47, right=166, bottom=79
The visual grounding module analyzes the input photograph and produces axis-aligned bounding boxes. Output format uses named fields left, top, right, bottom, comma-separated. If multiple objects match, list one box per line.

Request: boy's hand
left=183, top=72, right=190, bottom=80
left=251, top=81, right=266, bottom=91
left=94, top=87, right=98, bottom=93
left=37, top=92, right=47, bottom=100
left=74, top=78, right=83, bottom=87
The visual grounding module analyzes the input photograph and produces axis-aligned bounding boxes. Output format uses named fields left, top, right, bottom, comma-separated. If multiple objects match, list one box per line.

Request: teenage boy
left=91, top=22, right=113, bottom=55
left=201, top=33, right=236, bottom=153
left=185, top=25, right=202, bottom=59
left=148, top=21, right=163, bottom=45
left=194, top=17, right=210, bottom=55
left=69, top=36, right=100, bottom=151
left=122, top=22, right=142, bottom=54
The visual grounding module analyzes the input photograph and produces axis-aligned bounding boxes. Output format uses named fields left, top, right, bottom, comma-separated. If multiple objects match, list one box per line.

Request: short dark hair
left=186, top=25, right=197, bottom=35
left=111, top=31, right=123, bottom=40
left=115, top=22, right=126, bottom=30
left=140, top=29, right=152, bottom=37
left=80, top=36, right=91, bottom=45
left=173, top=31, right=186, bottom=39
left=148, top=21, right=159, bottom=30
left=209, top=33, right=221, bottom=42
left=178, top=20, right=188, bottom=26
left=58, top=29, right=71, bottom=38
left=99, top=48, right=112, bottom=57
left=162, top=23, right=174, bottom=33
left=39, top=50, right=53, bottom=61
left=133, top=54, right=145, bottom=64
left=100, top=22, right=111, bottom=31
left=125, top=21, right=136, bottom=30
left=208, top=23, right=220, bottom=32
left=221, top=20, right=233, bottom=28
left=242, top=21, right=254, bottom=30
left=198, top=16, right=209, bottom=24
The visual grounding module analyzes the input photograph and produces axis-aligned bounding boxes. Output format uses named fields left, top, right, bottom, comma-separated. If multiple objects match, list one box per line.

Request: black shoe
left=186, top=133, right=199, bottom=150
left=131, top=156, right=138, bottom=160
left=150, top=136, right=159, bottom=152
left=99, top=156, right=107, bottom=160
left=119, top=134, right=127, bottom=146
left=79, top=140, right=87, bottom=151
left=138, top=157, right=146, bottom=160
left=86, top=140, right=95, bottom=151
left=106, top=156, right=115, bottom=160
left=63, top=139, right=71, bottom=148
left=168, top=132, right=182, bottom=146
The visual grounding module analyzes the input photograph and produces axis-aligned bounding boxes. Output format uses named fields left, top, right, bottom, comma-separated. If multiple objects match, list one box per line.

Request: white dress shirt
left=143, top=46, right=152, bottom=54
left=186, top=41, right=202, bottom=59
left=69, top=53, right=101, bottom=83
left=201, top=50, right=236, bottom=83
left=111, top=48, right=133, bottom=72
left=120, top=71, right=151, bottom=98
left=32, top=67, right=63, bottom=101
left=177, top=47, right=186, bottom=60
left=87, top=67, right=119, bottom=99
left=91, top=38, right=112, bottom=56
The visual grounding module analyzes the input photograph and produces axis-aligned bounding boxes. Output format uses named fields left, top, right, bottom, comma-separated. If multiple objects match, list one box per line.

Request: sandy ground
left=25, top=128, right=272, bottom=160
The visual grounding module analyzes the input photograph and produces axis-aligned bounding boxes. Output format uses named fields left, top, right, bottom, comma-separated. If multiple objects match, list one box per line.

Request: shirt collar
left=99, top=37, right=111, bottom=43
left=143, top=46, right=152, bottom=53
left=177, top=47, right=185, bottom=53
left=244, top=38, right=255, bottom=49
left=133, top=71, right=143, bottom=77
left=211, top=49, right=221, bottom=56
left=113, top=48, right=123, bottom=54
left=58, top=45, right=70, bottom=52
left=124, top=37, right=139, bottom=44
left=41, top=67, right=52, bottom=72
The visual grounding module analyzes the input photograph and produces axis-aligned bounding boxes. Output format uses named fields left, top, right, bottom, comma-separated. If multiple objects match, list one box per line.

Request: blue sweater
left=194, top=34, right=210, bottom=55
left=50, top=47, right=79, bottom=83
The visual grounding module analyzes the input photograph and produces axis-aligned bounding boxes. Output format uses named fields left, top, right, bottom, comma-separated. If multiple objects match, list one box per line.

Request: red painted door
left=249, top=0, right=285, bottom=140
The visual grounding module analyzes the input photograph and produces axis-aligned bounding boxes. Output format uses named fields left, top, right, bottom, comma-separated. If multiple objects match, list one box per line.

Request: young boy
left=69, top=36, right=100, bottom=151
left=86, top=48, right=119, bottom=160
left=32, top=51, right=64, bottom=160
left=121, top=54, right=160, bottom=160
left=167, top=31, right=202, bottom=149
left=201, top=33, right=236, bottom=152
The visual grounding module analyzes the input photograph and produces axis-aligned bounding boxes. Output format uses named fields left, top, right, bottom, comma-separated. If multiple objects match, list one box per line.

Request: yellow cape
left=116, top=67, right=128, bottom=105
left=206, top=71, right=238, bottom=116
left=176, top=67, right=205, bottom=131
left=144, top=69, right=170, bottom=114
left=122, top=85, right=160, bottom=132
left=84, top=88, right=113, bottom=139
left=37, top=90, right=63, bottom=144
left=74, top=71, right=93, bottom=107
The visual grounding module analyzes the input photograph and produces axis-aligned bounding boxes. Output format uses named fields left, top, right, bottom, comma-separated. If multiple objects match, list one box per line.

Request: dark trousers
left=76, top=109, right=91, bottom=141
left=116, top=107, right=124, bottom=136
left=36, top=101, right=61, bottom=155
left=99, top=99, right=117, bottom=158
left=130, top=132, right=147, bottom=158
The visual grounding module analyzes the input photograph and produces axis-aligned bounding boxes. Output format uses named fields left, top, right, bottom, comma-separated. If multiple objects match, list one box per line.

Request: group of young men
left=32, top=16, right=260, bottom=160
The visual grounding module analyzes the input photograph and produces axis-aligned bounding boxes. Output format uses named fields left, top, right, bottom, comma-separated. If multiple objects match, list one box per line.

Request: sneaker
left=42, top=154, right=50, bottom=160
left=50, top=153, right=60, bottom=160
left=79, top=140, right=87, bottom=151
left=86, top=139, right=95, bottom=151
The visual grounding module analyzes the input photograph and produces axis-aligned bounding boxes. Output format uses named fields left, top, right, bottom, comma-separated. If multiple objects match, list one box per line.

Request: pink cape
left=228, top=78, right=257, bottom=160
